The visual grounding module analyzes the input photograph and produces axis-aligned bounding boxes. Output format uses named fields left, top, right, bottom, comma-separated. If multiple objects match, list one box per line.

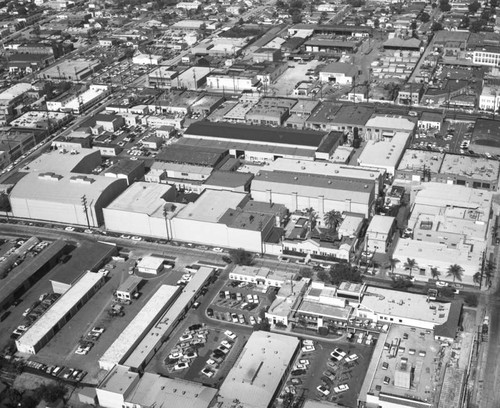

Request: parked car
left=317, top=385, right=330, bottom=396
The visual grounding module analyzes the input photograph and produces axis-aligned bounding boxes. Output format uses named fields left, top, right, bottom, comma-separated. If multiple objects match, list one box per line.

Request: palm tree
left=324, top=210, right=342, bottom=232
left=430, top=267, right=440, bottom=280
left=484, top=260, right=495, bottom=287
left=403, top=258, right=418, bottom=278
left=447, top=264, right=464, bottom=282
left=386, top=257, right=400, bottom=274
left=304, top=207, right=317, bottom=234
left=473, top=271, right=482, bottom=287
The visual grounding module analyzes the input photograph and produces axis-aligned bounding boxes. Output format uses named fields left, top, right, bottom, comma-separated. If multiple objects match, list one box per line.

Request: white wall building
left=479, top=85, right=500, bottom=111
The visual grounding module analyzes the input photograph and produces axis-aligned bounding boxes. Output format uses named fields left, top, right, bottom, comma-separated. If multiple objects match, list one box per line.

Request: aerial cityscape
left=0, top=0, right=499, bottom=407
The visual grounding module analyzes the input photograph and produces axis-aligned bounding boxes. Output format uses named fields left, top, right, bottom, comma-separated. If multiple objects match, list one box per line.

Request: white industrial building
left=103, top=182, right=177, bottom=239
left=116, top=276, right=142, bottom=301
left=46, top=85, right=110, bottom=114
left=123, top=267, right=215, bottom=371
left=9, top=171, right=128, bottom=227
left=132, top=53, right=162, bottom=65
left=97, top=365, right=217, bottom=408
left=98, top=285, right=180, bottom=371
left=251, top=170, right=376, bottom=218
left=229, top=265, right=297, bottom=288
left=171, top=190, right=275, bottom=253
left=16, top=271, right=105, bottom=354
left=136, top=256, right=165, bottom=275
left=217, top=331, right=300, bottom=408
left=357, top=132, right=410, bottom=176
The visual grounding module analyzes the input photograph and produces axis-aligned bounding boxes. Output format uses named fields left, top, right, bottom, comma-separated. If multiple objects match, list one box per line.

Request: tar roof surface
left=185, top=120, right=327, bottom=147
left=155, top=143, right=227, bottom=166
left=472, top=118, right=500, bottom=148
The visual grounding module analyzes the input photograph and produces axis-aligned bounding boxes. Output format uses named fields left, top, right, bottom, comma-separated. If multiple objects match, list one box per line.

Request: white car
left=173, top=362, right=189, bottom=371
left=212, top=247, right=224, bottom=252
left=169, top=352, right=182, bottom=360
left=436, top=281, right=448, bottom=287
left=224, top=330, right=237, bottom=340
left=334, top=384, right=349, bottom=393
left=201, top=367, right=215, bottom=377
left=298, top=359, right=310, bottom=365
left=303, top=340, right=314, bottom=346
left=317, top=385, right=330, bottom=396
left=131, top=236, right=142, bottom=241
left=345, top=353, right=358, bottom=362
left=302, top=345, right=315, bottom=353
left=179, top=334, right=193, bottom=342
left=75, top=346, right=91, bottom=355
left=221, top=340, right=233, bottom=349
left=206, top=358, right=218, bottom=368
left=65, top=226, right=75, bottom=232
left=249, top=316, right=256, bottom=325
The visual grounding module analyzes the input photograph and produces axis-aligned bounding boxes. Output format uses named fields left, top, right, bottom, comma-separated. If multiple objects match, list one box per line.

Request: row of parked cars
left=75, top=327, right=104, bottom=355
left=201, top=330, right=237, bottom=378
left=11, top=293, right=60, bottom=339
left=24, top=360, right=87, bottom=382
left=167, top=324, right=209, bottom=372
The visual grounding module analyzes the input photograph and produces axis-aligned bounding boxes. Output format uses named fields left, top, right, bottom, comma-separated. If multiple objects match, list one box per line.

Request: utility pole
left=81, top=195, right=90, bottom=228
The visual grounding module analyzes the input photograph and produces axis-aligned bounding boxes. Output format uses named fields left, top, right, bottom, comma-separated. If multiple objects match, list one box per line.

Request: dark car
left=291, top=369, right=306, bottom=376
left=207, top=308, right=214, bottom=317
left=222, top=256, right=232, bottom=264
left=189, top=324, right=203, bottom=331
left=0, top=311, right=11, bottom=321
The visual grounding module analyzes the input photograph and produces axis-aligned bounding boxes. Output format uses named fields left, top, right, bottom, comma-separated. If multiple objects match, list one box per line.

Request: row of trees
left=389, top=257, right=465, bottom=282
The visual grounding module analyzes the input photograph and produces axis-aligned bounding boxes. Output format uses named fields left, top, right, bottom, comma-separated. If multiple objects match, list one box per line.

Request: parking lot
left=410, top=119, right=475, bottom=154
left=281, top=338, right=375, bottom=407
left=208, top=280, right=274, bottom=327
left=271, top=61, right=321, bottom=97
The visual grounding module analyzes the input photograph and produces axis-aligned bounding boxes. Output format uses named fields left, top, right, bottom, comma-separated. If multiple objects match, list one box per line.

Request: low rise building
left=37, top=59, right=101, bottom=81
left=229, top=264, right=298, bottom=288
left=479, top=85, right=500, bottom=111
left=366, top=215, right=396, bottom=254
left=217, top=331, right=300, bottom=408
left=137, top=256, right=166, bottom=275
left=116, top=276, right=142, bottom=301
left=16, top=271, right=105, bottom=354
left=318, top=62, right=358, bottom=85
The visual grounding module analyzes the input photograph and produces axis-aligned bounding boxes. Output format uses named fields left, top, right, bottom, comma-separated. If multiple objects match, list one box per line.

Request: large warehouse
left=9, top=172, right=128, bottom=227
left=50, top=241, right=117, bottom=294
left=251, top=169, right=376, bottom=217
left=171, top=189, right=275, bottom=253
left=16, top=271, right=105, bottom=354
left=217, top=331, right=300, bottom=408
left=183, top=121, right=341, bottom=161
left=103, top=182, right=177, bottom=238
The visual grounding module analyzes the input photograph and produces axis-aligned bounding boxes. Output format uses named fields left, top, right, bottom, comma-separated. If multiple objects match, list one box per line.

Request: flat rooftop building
left=358, top=324, right=441, bottom=408
left=218, top=331, right=300, bottom=408
left=98, top=285, right=180, bottom=370
left=16, top=271, right=104, bottom=354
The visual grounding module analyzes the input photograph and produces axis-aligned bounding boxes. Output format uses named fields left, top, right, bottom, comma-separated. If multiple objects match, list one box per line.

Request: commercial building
left=103, top=182, right=177, bottom=239
left=183, top=121, right=339, bottom=161
left=0, top=240, right=66, bottom=311
left=136, top=256, right=166, bottom=275
left=217, top=331, right=300, bottom=408
left=46, top=85, right=110, bottom=114
left=395, top=149, right=445, bottom=183
left=132, top=53, right=162, bottom=65
left=10, top=171, right=128, bottom=227
left=472, top=45, right=500, bottom=67
left=147, top=67, right=178, bottom=89
left=116, top=276, right=142, bottom=301
left=171, top=190, right=275, bottom=253
left=318, top=62, right=358, bottom=85
left=437, top=154, right=500, bottom=190
left=123, top=267, right=215, bottom=371
left=364, top=115, right=416, bottom=141
left=358, top=324, right=441, bottom=408
left=38, top=59, right=101, bottom=81
left=470, top=119, right=500, bottom=156
left=357, top=132, right=411, bottom=176
left=9, top=111, right=71, bottom=130
left=98, top=285, right=181, bottom=371
left=479, top=85, right=500, bottom=111
left=229, top=265, right=298, bottom=288
left=266, top=278, right=310, bottom=326
left=16, top=271, right=105, bottom=354
left=366, top=215, right=396, bottom=253
left=103, top=159, right=145, bottom=186
left=97, top=366, right=217, bottom=408
left=23, top=147, right=102, bottom=174
left=251, top=169, right=376, bottom=218
left=50, top=241, right=117, bottom=294
left=0, top=83, right=32, bottom=124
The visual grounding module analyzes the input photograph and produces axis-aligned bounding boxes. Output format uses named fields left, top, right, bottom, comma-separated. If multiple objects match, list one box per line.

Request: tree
left=461, top=15, right=470, bottom=28
left=390, top=276, right=413, bottom=290
left=305, top=207, right=317, bottom=234
left=430, top=267, right=441, bottom=280
left=299, top=267, right=313, bottom=278
left=384, top=82, right=400, bottom=100
left=317, top=270, right=330, bottom=282
left=386, top=257, right=400, bottom=273
left=439, top=0, right=451, bottom=11
left=491, top=0, right=498, bottom=8
left=228, top=248, right=253, bottom=265
left=468, top=0, right=480, bottom=13
left=36, top=383, right=66, bottom=403
left=431, top=2, right=438, bottom=8
left=403, top=258, right=418, bottom=278
left=0, top=192, right=11, bottom=219
left=469, top=20, right=484, bottom=32
left=431, top=22, right=443, bottom=31
left=419, top=12, right=430, bottom=23
left=328, top=263, right=362, bottom=286
left=447, top=264, right=464, bottom=282
left=464, top=293, right=478, bottom=307
left=440, top=286, right=455, bottom=298
left=319, top=11, right=328, bottom=23
left=473, top=271, right=482, bottom=286
left=323, top=210, right=342, bottom=232
left=410, top=20, right=417, bottom=30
